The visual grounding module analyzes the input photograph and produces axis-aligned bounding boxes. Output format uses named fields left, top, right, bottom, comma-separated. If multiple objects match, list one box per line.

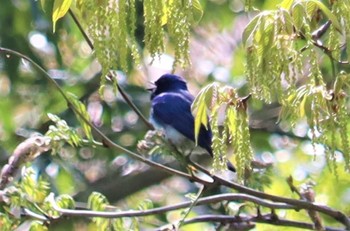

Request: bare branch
left=287, top=176, right=324, bottom=230
left=302, top=188, right=324, bottom=231
left=191, top=161, right=350, bottom=229
left=214, top=174, right=350, bottom=229
left=0, top=136, right=51, bottom=190
left=49, top=192, right=295, bottom=219
left=181, top=214, right=344, bottom=231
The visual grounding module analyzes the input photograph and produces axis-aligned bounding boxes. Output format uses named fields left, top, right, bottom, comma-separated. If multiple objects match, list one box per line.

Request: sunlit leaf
left=291, top=3, right=307, bottom=36
left=137, top=199, right=153, bottom=210
left=192, top=83, right=215, bottom=145
left=21, top=168, right=50, bottom=203
left=191, top=0, right=203, bottom=23
left=52, top=0, right=72, bottom=32
left=29, top=221, right=48, bottom=231
left=243, top=14, right=262, bottom=46
left=0, top=213, right=12, bottom=230
left=293, top=0, right=341, bottom=33
left=56, top=194, right=75, bottom=209
left=306, top=0, right=342, bottom=31
left=67, top=93, right=93, bottom=141
left=299, top=93, right=307, bottom=117
left=88, top=192, right=109, bottom=211
left=279, top=0, right=294, bottom=10
left=88, top=192, right=110, bottom=229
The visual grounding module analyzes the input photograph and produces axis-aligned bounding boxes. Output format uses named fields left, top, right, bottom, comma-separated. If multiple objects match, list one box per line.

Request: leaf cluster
left=192, top=83, right=253, bottom=180
left=243, top=0, right=350, bottom=171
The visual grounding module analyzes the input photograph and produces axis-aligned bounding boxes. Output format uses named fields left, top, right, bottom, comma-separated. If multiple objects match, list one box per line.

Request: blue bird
left=149, top=74, right=235, bottom=172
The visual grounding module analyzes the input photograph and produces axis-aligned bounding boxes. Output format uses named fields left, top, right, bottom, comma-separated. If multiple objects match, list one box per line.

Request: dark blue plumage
left=149, top=74, right=235, bottom=172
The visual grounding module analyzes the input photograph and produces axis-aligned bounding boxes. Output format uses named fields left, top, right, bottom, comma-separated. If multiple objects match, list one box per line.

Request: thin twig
left=22, top=208, right=49, bottom=221
left=116, top=82, right=154, bottom=129
left=68, top=9, right=94, bottom=50
left=48, top=192, right=296, bottom=218
left=178, top=185, right=205, bottom=228
left=182, top=214, right=344, bottom=231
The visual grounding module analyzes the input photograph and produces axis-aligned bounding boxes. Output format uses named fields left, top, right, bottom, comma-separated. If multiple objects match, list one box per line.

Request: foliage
left=243, top=0, right=350, bottom=171
left=192, top=83, right=253, bottom=179
left=0, top=0, right=350, bottom=230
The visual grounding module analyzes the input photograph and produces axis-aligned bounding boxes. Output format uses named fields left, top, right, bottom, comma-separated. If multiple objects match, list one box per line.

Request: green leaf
left=40, top=0, right=46, bottom=10
left=242, top=14, right=262, bottom=46
left=52, top=0, right=72, bottom=32
left=192, top=84, right=215, bottom=145
left=46, top=113, right=83, bottom=147
left=279, top=0, right=294, bottom=10
left=293, top=0, right=342, bottom=32
left=280, top=8, right=295, bottom=34
left=56, top=194, right=75, bottom=209
left=291, top=3, right=304, bottom=33
left=29, top=221, right=48, bottom=231
left=21, top=168, right=50, bottom=203
left=130, top=218, right=140, bottom=231
left=299, top=93, right=307, bottom=117
left=88, top=192, right=110, bottom=229
left=88, top=192, right=109, bottom=211
left=67, top=93, right=93, bottom=141
left=194, top=100, right=207, bottom=145
left=137, top=199, right=153, bottom=210
left=191, top=0, right=203, bottom=23
left=307, top=0, right=341, bottom=32
left=0, top=213, right=12, bottom=230
left=113, top=218, right=125, bottom=230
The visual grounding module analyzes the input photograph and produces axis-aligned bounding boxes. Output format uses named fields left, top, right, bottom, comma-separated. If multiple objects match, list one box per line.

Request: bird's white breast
left=150, top=116, right=208, bottom=155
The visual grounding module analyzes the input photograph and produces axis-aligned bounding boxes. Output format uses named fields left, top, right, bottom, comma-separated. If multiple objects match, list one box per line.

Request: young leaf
left=192, top=83, right=215, bottom=145
left=52, top=0, right=72, bottom=32
left=191, top=0, right=203, bottom=23
left=243, top=14, right=262, bottom=47
left=29, top=221, right=48, bottom=231
left=306, top=0, right=342, bottom=32
left=67, top=93, right=93, bottom=141
left=55, top=194, right=75, bottom=209
left=88, top=192, right=110, bottom=229
left=279, top=0, right=294, bottom=10
left=88, top=192, right=109, bottom=211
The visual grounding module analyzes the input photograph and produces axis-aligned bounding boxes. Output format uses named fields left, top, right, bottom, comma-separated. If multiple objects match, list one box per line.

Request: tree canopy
left=0, top=0, right=350, bottom=230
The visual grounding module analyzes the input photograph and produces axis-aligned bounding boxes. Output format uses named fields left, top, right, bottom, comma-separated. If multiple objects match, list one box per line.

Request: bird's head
left=149, top=74, right=188, bottom=99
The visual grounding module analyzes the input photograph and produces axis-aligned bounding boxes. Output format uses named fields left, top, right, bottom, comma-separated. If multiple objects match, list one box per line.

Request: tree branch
left=181, top=214, right=344, bottom=231
left=191, top=161, right=350, bottom=229
left=0, top=136, right=51, bottom=190
left=49, top=192, right=296, bottom=218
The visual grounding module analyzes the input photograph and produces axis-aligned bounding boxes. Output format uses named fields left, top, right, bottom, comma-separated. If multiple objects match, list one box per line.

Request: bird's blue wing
left=151, top=92, right=213, bottom=154
left=152, top=93, right=194, bottom=140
